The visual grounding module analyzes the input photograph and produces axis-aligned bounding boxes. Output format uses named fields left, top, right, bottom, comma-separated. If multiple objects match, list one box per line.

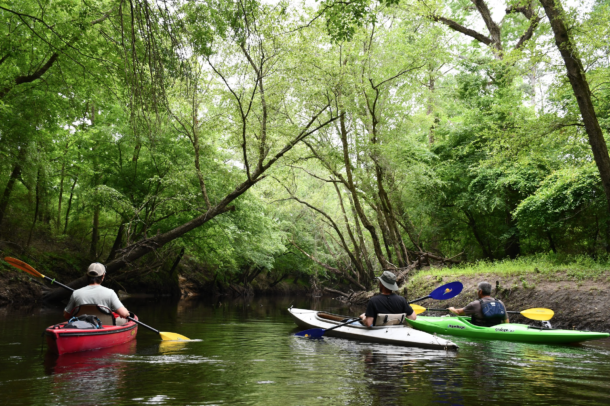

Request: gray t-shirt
left=64, top=285, right=124, bottom=314
left=463, top=297, right=507, bottom=326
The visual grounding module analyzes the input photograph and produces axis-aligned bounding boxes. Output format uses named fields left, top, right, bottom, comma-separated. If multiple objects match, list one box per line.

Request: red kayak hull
left=45, top=316, right=138, bottom=355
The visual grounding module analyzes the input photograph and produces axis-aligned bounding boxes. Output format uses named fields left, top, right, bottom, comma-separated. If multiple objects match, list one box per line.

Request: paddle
left=295, top=317, right=360, bottom=339
left=410, top=304, right=555, bottom=321
left=408, top=281, right=464, bottom=304
left=3, top=257, right=190, bottom=341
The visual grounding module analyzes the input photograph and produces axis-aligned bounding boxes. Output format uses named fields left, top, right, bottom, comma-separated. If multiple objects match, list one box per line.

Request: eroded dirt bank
left=405, top=273, right=610, bottom=332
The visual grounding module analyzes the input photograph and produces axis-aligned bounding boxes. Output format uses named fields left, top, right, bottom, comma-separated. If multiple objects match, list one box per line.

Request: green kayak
left=407, top=316, right=610, bottom=344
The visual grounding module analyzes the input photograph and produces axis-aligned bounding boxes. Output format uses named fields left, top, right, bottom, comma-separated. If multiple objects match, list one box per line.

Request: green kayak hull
left=407, top=316, right=609, bottom=344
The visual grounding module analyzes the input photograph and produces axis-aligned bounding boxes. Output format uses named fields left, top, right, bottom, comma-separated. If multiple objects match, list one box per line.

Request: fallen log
left=324, top=287, right=350, bottom=297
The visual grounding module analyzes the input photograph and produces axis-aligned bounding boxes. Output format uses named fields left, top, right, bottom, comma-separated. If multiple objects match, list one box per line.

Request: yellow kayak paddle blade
left=411, top=304, right=427, bottom=315
left=520, top=308, right=554, bottom=321
left=159, top=331, right=191, bottom=341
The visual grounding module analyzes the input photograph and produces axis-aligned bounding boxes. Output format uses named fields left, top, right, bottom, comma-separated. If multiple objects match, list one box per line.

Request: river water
left=0, top=296, right=609, bottom=405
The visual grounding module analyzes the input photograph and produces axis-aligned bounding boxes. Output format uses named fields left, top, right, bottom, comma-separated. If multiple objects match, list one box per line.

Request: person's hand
left=359, top=313, right=366, bottom=321
left=448, top=307, right=457, bottom=314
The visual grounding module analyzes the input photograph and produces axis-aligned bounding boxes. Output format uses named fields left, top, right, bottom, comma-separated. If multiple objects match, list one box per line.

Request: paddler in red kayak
left=63, top=263, right=130, bottom=325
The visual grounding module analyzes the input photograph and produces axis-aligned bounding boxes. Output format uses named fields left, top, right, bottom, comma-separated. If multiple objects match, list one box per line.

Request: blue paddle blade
left=429, top=281, right=463, bottom=300
left=294, top=328, right=326, bottom=339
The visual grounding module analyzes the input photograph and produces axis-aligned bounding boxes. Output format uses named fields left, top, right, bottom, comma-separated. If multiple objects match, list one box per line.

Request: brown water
left=0, top=296, right=609, bottom=405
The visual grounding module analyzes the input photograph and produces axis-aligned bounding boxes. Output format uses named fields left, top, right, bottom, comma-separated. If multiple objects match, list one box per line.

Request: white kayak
left=288, top=307, right=458, bottom=350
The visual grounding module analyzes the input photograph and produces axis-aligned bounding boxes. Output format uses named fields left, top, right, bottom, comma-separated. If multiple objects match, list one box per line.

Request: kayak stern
left=45, top=316, right=139, bottom=355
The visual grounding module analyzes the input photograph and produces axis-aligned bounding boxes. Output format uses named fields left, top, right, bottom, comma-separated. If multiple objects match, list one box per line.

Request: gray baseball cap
left=87, top=263, right=106, bottom=277
left=377, top=271, right=399, bottom=291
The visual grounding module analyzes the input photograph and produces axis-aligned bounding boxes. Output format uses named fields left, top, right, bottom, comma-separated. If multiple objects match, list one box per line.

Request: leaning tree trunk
left=338, top=113, right=392, bottom=270
left=0, top=147, right=27, bottom=229
left=539, top=0, right=610, bottom=216
left=43, top=108, right=339, bottom=302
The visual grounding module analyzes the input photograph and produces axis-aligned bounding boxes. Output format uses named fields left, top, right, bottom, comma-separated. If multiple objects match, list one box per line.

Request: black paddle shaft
left=128, top=317, right=159, bottom=333
left=43, top=276, right=74, bottom=292
left=326, top=318, right=360, bottom=332
left=408, top=295, right=430, bottom=304
left=425, top=308, right=520, bottom=314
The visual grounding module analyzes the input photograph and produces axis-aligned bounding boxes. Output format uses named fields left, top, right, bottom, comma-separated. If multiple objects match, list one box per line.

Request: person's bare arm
left=115, top=306, right=130, bottom=318
left=407, top=312, right=416, bottom=320
left=448, top=307, right=465, bottom=315
left=359, top=313, right=374, bottom=327
left=63, top=311, right=71, bottom=320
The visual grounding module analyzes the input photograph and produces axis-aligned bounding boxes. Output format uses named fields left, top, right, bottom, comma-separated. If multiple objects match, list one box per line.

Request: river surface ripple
left=0, top=296, right=609, bottom=405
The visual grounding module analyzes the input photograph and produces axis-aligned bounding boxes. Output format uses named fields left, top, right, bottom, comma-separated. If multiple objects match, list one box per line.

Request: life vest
left=477, top=298, right=506, bottom=327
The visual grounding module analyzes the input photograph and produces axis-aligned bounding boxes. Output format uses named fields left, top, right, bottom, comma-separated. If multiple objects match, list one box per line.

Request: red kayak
left=45, top=315, right=138, bottom=355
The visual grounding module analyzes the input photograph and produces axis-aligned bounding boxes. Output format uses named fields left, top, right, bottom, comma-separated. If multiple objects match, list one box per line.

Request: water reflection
left=0, top=296, right=609, bottom=405
left=43, top=340, right=136, bottom=404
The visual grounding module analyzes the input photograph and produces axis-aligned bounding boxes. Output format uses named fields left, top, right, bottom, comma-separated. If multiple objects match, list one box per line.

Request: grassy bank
left=409, top=254, right=610, bottom=285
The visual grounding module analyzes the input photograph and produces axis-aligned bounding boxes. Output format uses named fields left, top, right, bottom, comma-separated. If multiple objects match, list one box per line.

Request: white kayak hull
left=288, top=308, right=458, bottom=350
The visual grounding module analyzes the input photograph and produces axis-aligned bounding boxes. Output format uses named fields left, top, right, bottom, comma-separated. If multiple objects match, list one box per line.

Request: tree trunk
left=333, top=182, right=361, bottom=262
left=57, top=142, right=70, bottom=232
left=106, top=223, right=125, bottom=262
left=0, top=147, right=26, bottom=228
left=427, top=73, right=436, bottom=145
left=338, top=113, right=392, bottom=269
left=269, top=273, right=288, bottom=288
left=464, top=210, right=493, bottom=259
left=26, top=168, right=41, bottom=248
left=504, top=210, right=520, bottom=259
left=169, top=247, right=185, bottom=276
left=547, top=231, right=557, bottom=254
left=349, top=194, right=375, bottom=279
left=286, top=193, right=368, bottom=282
left=290, top=240, right=366, bottom=290
left=539, top=0, right=610, bottom=216
left=90, top=104, right=99, bottom=259
left=375, top=204, right=394, bottom=264
left=63, top=176, right=78, bottom=234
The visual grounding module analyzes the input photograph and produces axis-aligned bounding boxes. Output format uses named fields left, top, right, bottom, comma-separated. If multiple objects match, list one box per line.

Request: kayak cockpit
left=314, top=311, right=410, bottom=330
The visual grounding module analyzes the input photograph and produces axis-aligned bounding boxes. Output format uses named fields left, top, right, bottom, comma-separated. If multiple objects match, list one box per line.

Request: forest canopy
left=1, top=0, right=610, bottom=291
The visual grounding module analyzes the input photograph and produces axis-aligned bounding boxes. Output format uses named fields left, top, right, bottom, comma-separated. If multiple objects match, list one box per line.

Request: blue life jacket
left=479, top=298, right=506, bottom=326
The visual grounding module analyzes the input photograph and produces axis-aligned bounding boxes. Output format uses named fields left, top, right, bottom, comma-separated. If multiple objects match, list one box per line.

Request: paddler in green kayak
left=447, top=281, right=509, bottom=326
left=63, top=263, right=130, bottom=325
left=359, top=271, right=416, bottom=327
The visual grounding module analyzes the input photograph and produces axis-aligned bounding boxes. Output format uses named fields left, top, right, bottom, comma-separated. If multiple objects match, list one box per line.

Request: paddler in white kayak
left=447, top=281, right=509, bottom=326
left=359, top=271, right=416, bottom=327
left=63, top=263, right=131, bottom=325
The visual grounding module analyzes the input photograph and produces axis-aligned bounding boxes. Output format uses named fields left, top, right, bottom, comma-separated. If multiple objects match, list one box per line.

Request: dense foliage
left=1, top=0, right=610, bottom=291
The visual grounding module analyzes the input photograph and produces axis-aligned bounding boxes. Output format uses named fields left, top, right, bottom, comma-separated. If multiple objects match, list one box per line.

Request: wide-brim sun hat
left=377, top=270, right=399, bottom=291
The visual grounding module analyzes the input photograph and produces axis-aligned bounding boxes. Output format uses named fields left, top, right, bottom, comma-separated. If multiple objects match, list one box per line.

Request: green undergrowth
left=410, top=253, right=610, bottom=284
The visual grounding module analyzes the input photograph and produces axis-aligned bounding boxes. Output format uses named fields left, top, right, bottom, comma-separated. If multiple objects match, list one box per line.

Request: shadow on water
left=0, top=295, right=609, bottom=405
